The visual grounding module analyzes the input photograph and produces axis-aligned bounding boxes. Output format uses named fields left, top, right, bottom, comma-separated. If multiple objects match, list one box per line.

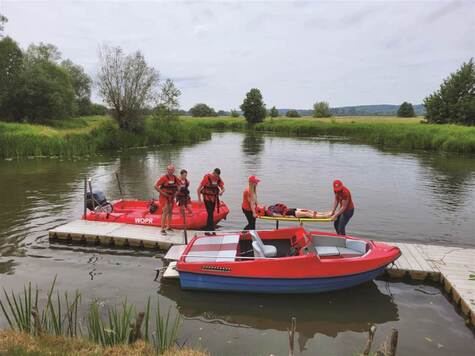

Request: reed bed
left=0, top=280, right=182, bottom=354
left=0, top=116, right=211, bottom=159
left=187, top=116, right=475, bottom=153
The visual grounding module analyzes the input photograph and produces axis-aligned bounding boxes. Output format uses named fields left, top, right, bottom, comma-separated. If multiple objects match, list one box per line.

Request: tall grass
left=186, top=116, right=475, bottom=153
left=0, top=116, right=211, bottom=158
left=0, top=280, right=181, bottom=353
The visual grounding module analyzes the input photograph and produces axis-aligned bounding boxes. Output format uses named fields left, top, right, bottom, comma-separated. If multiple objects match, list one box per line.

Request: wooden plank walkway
left=48, top=220, right=475, bottom=325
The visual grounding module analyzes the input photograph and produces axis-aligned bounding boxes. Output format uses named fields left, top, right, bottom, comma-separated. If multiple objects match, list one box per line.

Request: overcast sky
left=1, top=0, right=474, bottom=109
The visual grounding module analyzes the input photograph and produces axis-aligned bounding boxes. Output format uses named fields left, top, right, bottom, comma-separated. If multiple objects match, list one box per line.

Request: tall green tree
left=269, top=106, right=279, bottom=117
left=7, top=60, right=75, bottom=122
left=61, top=59, right=92, bottom=116
left=424, top=59, right=475, bottom=125
left=397, top=102, right=415, bottom=117
left=25, top=42, right=61, bottom=64
left=240, top=88, right=266, bottom=124
left=98, top=46, right=160, bottom=131
left=313, top=101, right=332, bottom=118
left=0, top=37, right=23, bottom=118
left=154, top=78, right=181, bottom=121
left=230, top=109, right=240, bottom=117
left=190, top=103, right=217, bottom=117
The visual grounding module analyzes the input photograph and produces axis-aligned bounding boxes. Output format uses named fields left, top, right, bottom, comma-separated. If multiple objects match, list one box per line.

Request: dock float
left=48, top=221, right=474, bottom=325
left=386, top=242, right=475, bottom=326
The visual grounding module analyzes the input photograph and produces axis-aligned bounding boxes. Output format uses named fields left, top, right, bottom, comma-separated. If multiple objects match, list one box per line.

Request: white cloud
left=2, top=0, right=474, bottom=109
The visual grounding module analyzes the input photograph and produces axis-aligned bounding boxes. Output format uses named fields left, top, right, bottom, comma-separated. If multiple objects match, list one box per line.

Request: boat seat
left=312, top=235, right=346, bottom=247
left=346, top=239, right=367, bottom=254
left=315, top=246, right=340, bottom=256
left=337, top=247, right=363, bottom=256
left=249, top=230, right=277, bottom=258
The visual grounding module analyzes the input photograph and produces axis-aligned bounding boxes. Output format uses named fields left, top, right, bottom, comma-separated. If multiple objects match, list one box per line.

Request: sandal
left=161, top=229, right=167, bottom=235
left=167, top=227, right=174, bottom=232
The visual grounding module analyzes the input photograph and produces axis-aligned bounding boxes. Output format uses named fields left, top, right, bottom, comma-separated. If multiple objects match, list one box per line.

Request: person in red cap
left=329, top=179, right=355, bottom=235
left=242, top=175, right=260, bottom=230
left=197, top=168, right=225, bottom=234
left=154, top=164, right=180, bottom=235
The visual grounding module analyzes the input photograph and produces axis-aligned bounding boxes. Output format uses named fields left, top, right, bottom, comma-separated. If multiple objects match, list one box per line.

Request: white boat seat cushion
left=250, top=230, right=277, bottom=258
left=315, top=246, right=340, bottom=256
left=337, top=247, right=363, bottom=256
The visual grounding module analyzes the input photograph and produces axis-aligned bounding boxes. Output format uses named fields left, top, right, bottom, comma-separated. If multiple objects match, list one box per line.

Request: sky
left=1, top=0, right=474, bottom=110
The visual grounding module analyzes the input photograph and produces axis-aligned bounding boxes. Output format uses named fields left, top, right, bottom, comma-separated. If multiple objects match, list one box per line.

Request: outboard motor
left=86, top=191, right=112, bottom=213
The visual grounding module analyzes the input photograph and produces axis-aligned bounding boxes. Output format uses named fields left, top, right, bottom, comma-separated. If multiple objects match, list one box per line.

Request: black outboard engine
left=86, top=191, right=112, bottom=212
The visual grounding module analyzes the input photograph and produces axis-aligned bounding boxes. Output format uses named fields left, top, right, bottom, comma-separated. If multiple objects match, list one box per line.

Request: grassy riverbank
left=185, top=116, right=475, bottom=154
left=185, top=117, right=475, bottom=153
left=2, top=115, right=474, bottom=158
left=0, top=330, right=207, bottom=356
left=0, top=116, right=211, bottom=158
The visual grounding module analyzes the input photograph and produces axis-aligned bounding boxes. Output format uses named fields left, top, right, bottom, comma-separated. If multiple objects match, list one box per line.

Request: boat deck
left=48, top=220, right=475, bottom=325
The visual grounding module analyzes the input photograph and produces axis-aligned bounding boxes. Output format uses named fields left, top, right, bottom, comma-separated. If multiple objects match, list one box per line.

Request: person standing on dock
left=177, top=169, right=193, bottom=214
left=197, top=168, right=225, bottom=234
left=242, top=175, right=260, bottom=230
left=155, top=164, right=180, bottom=235
left=329, top=179, right=355, bottom=235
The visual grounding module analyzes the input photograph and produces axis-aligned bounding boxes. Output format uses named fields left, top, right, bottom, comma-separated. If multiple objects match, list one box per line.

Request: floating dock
left=48, top=220, right=475, bottom=325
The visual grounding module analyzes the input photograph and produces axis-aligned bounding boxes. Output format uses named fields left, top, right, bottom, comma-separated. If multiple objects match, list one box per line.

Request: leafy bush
left=286, top=109, right=300, bottom=118
left=189, top=103, right=217, bottom=117
left=424, top=58, right=475, bottom=125
left=240, top=88, right=266, bottom=124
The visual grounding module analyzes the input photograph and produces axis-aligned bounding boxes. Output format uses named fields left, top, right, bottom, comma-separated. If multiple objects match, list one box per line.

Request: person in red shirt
left=154, top=164, right=180, bottom=235
left=329, top=179, right=355, bottom=235
left=197, top=168, right=225, bottom=234
left=176, top=169, right=193, bottom=215
left=242, top=175, right=260, bottom=230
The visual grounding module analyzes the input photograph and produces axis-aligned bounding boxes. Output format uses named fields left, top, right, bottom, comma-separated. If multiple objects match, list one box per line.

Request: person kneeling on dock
left=197, top=168, right=225, bottom=235
left=257, top=203, right=331, bottom=219
left=155, top=164, right=180, bottom=235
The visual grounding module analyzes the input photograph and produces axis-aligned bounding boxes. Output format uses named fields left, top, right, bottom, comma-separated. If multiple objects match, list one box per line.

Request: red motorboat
left=83, top=192, right=229, bottom=230
left=164, top=226, right=401, bottom=293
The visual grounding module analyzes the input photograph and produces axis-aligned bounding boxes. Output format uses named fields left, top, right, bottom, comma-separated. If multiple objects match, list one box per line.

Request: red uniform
left=200, top=174, right=224, bottom=203
left=336, top=187, right=354, bottom=211
left=242, top=187, right=254, bottom=211
left=155, top=174, right=180, bottom=207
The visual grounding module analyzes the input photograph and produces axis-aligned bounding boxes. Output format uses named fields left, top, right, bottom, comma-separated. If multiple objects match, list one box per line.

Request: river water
left=0, top=132, right=474, bottom=355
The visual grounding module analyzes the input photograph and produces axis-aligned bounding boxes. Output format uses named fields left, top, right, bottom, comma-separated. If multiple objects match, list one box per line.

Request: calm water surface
left=0, top=132, right=474, bottom=355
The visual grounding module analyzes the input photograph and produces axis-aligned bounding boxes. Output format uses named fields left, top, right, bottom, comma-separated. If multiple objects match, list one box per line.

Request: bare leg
left=295, top=209, right=329, bottom=218
left=166, top=202, right=173, bottom=229
left=161, top=205, right=168, bottom=233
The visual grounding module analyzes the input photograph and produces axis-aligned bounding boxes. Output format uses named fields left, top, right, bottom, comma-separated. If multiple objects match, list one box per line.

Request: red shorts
left=159, top=195, right=174, bottom=210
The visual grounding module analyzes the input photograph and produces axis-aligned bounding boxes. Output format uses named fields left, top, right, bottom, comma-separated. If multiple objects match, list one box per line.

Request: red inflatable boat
left=84, top=199, right=229, bottom=230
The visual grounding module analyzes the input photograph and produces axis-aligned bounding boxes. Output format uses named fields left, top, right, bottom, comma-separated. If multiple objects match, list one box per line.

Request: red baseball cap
left=249, top=175, right=260, bottom=184
left=333, top=179, right=344, bottom=192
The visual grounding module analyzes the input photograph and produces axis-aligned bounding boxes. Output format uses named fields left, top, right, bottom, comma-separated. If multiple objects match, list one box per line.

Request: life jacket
left=266, top=203, right=288, bottom=216
left=201, top=174, right=222, bottom=197
left=159, top=174, right=180, bottom=195
left=176, top=178, right=191, bottom=205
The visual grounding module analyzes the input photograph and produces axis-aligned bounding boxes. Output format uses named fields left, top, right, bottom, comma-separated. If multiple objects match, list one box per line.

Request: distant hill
left=186, top=104, right=426, bottom=117
left=277, top=104, right=425, bottom=117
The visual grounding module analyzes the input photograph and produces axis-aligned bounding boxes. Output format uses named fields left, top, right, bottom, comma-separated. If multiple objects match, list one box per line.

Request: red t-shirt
left=200, top=174, right=224, bottom=202
left=336, top=187, right=355, bottom=211
left=242, top=187, right=254, bottom=211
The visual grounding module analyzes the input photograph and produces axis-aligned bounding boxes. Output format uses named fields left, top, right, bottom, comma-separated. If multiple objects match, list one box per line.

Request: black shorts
left=285, top=208, right=296, bottom=217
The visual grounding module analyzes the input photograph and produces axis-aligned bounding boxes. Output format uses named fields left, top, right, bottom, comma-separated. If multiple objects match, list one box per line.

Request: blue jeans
left=334, top=209, right=354, bottom=235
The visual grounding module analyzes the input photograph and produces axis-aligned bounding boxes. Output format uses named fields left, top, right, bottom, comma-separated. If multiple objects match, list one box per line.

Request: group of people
left=154, top=164, right=355, bottom=236
left=154, top=165, right=224, bottom=235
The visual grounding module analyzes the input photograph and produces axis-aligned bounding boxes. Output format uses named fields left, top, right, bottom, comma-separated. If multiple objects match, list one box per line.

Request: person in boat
left=242, top=175, right=260, bottom=230
left=177, top=169, right=193, bottom=215
left=329, top=179, right=355, bottom=235
left=154, top=164, right=180, bottom=235
left=197, top=168, right=225, bottom=234
left=256, top=203, right=330, bottom=219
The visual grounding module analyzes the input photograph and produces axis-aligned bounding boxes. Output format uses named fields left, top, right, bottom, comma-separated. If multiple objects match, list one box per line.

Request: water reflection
left=241, top=131, right=265, bottom=157
left=160, top=281, right=398, bottom=352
